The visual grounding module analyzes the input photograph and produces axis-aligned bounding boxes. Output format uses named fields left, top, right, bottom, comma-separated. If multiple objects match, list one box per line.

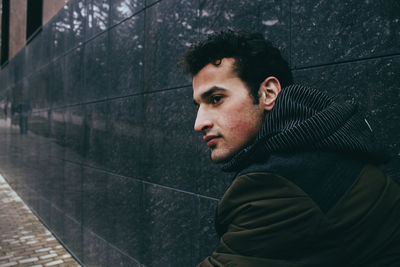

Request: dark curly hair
left=178, top=29, right=293, bottom=102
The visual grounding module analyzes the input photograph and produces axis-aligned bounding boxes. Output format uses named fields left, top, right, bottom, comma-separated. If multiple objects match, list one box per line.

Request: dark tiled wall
left=0, top=0, right=399, bottom=266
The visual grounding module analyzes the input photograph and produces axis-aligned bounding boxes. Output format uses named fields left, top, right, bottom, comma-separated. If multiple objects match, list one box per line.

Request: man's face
left=193, top=58, right=265, bottom=163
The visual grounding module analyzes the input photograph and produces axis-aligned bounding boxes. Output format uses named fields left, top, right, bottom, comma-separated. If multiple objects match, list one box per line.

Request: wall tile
left=107, top=175, right=143, bottom=260
left=86, top=0, right=110, bottom=40
left=259, top=0, right=291, bottom=62
left=82, top=229, right=109, bottom=266
left=198, top=0, right=291, bottom=63
left=23, top=42, right=35, bottom=78
left=29, top=110, right=51, bottom=138
left=193, top=196, right=219, bottom=265
left=29, top=70, right=49, bottom=109
left=37, top=196, right=51, bottom=223
left=48, top=5, right=69, bottom=58
left=143, top=0, right=197, bottom=91
left=83, top=32, right=109, bottom=102
left=108, top=14, right=144, bottom=98
left=50, top=204, right=65, bottom=239
left=63, top=161, right=83, bottom=221
left=293, top=56, right=400, bottom=182
left=108, top=248, right=142, bottom=267
left=84, top=101, right=113, bottom=169
left=63, top=0, right=87, bottom=49
left=110, top=0, right=144, bottom=26
left=64, top=46, right=84, bottom=105
left=145, top=0, right=160, bottom=7
left=142, top=183, right=196, bottom=266
left=10, top=52, right=25, bottom=85
left=49, top=108, right=67, bottom=159
left=48, top=57, right=66, bottom=108
left=65, top=105, right=88, bottom=163
left=47, top=158, right=65, bottom=208
left=0, top=67, right=9, bottom=91
left=39, top=66, right=52, bottom=108
left=82, top=166, right=112, bottom=241
left=21, top=78, right=31, bottom=106
left=291, top=0, right=400, bottom=68
left=140, top=87, right=198, bottom=192
left=199, top=0, right=259, bottom=32
left=64, top=214, right=83, bottom=260
left=106, top=96, right=144, bottom=178
left=140, top=86, right=231, bottom=197
left=37, top=24, right=53, bottom=67
left=192, top=136, right=233, bottom=198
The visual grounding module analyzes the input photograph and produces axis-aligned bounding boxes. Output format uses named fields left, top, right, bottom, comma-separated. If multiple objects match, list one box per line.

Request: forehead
left=192, top=58, right=238, bottom=96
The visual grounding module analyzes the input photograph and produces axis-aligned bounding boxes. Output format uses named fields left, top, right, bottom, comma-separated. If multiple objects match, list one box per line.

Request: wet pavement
left=0, top=173, right=81, bottom=267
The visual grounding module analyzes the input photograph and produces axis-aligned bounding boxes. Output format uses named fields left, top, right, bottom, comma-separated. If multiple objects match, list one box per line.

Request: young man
left=180, top=30, right=400, bottom=266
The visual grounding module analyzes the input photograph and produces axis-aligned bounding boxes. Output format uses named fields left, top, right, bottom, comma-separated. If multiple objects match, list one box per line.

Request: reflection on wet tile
left=199, top=0, right=291, bottom=62
left=64, top=46, right=84, bottom=105
left=291, top=0, right=400, bottom=67
left=145, top=0, right=159, bottom=7
left=49, top=58, right=66, bottom=108
left=65, top=105, right=88, bottom=163
left=144, top=0, right=196, bottom=91
left=199, top=0, right=260, bottom=32
left=50, top=109, right=67, bottom=150
left=28, top=70, right=48, bottom=109
left=107, top=96, right=144, bottom=178
left=64, top=0, right=87, bottom=49
left=140, top=87, right=197, bottom=192
left=108, top=14, right=144, bottom=98
left=110, top=0, right=144, bottom=26
left=83, top=32, right=109, bottom=102
left=29, top=110, right=50, bottom=137
left=84, top=102, right=113, bottom=169
left=48, top=6, right=69, bottom=58
left=86, top=0, right=110, bottom=39
left=259, top=0, right=291, bottom=61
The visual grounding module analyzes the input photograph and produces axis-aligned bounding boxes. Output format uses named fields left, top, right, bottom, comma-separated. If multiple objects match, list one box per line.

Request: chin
left=211, top=151, right=233, bottom=163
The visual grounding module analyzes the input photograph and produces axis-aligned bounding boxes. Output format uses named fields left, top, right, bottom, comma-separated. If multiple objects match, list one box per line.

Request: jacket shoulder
left=236, top=152, right=364, bottom=213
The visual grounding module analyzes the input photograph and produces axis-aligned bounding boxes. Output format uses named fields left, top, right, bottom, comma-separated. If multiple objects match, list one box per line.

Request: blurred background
left=0, top=0, right=399, bottom=266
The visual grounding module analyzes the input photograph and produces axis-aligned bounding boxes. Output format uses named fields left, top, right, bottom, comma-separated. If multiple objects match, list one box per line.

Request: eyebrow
left=193, top=86, right=227, bottom=106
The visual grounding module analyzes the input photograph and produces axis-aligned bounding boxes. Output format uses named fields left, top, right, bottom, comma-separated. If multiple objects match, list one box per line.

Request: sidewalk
left=0, top=174, right=81, bottom=267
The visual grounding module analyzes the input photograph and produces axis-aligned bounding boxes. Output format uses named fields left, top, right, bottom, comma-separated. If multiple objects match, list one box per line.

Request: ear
left=258, top=76, right=282, bottom=111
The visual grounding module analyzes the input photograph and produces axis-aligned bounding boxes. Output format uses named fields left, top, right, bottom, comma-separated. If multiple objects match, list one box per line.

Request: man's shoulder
left=233, top=152, right=364, bottom=213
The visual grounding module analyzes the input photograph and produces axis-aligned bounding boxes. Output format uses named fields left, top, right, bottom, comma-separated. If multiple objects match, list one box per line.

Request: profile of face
left=192, top=58, right=281, bottom=163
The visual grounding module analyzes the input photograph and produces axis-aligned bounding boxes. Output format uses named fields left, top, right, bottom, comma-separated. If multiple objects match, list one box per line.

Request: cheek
left=224, top=114, right=261, bottom=144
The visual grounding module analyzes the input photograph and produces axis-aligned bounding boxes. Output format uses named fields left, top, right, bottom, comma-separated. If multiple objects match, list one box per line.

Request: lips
left=203, top=135, right=220, bottom=147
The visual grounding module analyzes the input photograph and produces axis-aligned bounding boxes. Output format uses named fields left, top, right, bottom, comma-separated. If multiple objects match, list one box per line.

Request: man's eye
left=211, top=95, right=223, bottom=104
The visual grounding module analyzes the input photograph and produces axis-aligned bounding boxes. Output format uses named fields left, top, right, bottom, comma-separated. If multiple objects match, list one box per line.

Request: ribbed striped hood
left=222, top=84, right=389, bottom=172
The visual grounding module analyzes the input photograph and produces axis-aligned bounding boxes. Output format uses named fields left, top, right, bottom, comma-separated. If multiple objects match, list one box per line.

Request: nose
left=194, top=106, right=213, bottom=133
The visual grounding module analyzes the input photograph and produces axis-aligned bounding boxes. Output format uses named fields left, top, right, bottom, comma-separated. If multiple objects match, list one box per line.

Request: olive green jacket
left=198, top=164, right=400, bottom=266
